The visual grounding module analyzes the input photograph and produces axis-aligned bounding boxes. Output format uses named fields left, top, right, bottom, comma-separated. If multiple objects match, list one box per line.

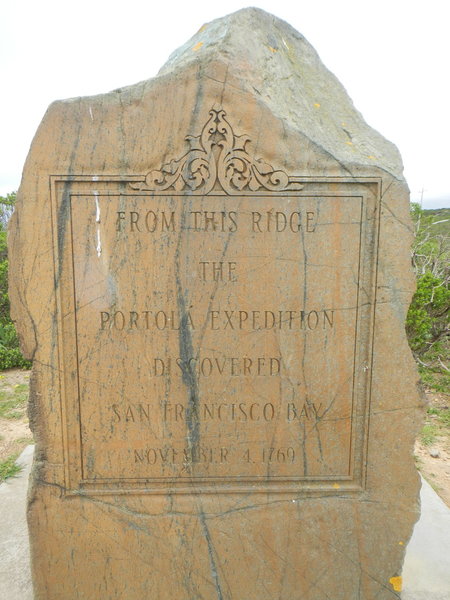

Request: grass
left=0, top=383, right=28, bottom=419
left=421, top=423, right=439, bottom=446
left=15, top=436, right=33, bottom=445
left=0, top=375, right=32, bottom=483
left=427, top=406, right=450, bottom=426
left=0, top=453, right=22, bottom=482
left=419, top=367, right=450, bottom=395
left=419, top=403, right=449, bottom=447
left=417, top=336, right=450, bottom=397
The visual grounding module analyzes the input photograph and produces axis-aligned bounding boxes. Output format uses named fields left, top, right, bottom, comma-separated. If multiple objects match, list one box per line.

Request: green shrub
left=407, top=204, right=449, bottom=395
left=0, top=192, right=31, bottom=370
left=0, top=346, right=31, bottom=370
left=406, top=272, right=450, bottom=353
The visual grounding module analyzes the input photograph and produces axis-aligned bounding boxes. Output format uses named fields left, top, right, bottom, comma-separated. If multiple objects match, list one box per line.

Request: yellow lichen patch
left=346, top=141, right=353, bottom=146
left=314, top=103, right=321, bottom=108
left=398, top=541, right=404, bottom=546
left=332, top=483, right=340, bottom=489
left=268, top=46, right=278, bottom=53
left=389, top=576, right=402, bottom=592
left=367, top=155, right=376, bottom=160
left=192, top=42, right=203, bottom=52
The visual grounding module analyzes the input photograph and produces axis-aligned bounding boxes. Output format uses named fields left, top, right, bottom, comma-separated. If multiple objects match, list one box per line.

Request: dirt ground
left=0, top=369, right=33, bottom=463
left=0, top=418, right=32, bottom=463
left=414, top=390, right=450, bottom=507
left=1, top=369, right=449, bottom=508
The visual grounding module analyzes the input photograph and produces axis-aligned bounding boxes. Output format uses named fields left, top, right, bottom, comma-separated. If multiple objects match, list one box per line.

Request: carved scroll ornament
left=130, top=108, right=303, bottom=195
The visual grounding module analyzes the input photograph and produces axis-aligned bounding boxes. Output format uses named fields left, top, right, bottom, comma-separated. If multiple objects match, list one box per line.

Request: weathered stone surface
left=9, top=8, right=423, bottom=600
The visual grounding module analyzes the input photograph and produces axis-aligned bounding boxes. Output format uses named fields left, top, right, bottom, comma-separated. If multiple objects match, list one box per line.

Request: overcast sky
left=1, top=0, right=449, bottom=208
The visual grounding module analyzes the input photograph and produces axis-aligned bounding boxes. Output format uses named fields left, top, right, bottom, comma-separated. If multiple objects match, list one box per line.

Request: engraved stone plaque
left=10, top=9, right=422, bottom=600
left=52, top=110, right=380, bottom=494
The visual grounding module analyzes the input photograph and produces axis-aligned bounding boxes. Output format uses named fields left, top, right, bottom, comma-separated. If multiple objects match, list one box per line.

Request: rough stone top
left=33, top=7, right=404, bottom=185
left=156, top=7, right=404, bottom=179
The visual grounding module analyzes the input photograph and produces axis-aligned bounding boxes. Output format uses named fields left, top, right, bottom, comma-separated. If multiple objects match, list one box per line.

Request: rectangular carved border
left=50, top=175, right=381, bottom=495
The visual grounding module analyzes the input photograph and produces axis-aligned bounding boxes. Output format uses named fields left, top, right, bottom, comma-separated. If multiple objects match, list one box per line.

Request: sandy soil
left=0, top=369, right=33, bottom=462
left=0, top=418, right=32, bottom=462
left=1, top=370, right=449, bottom=508
left=414, top=390, right=450, bottom=507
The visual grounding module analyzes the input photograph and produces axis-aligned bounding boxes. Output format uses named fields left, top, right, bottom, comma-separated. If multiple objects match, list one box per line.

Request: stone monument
left=9, top=8, right=422, bottom=599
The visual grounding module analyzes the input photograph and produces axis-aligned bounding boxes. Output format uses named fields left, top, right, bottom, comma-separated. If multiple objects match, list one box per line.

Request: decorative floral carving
left=131, top=108, right=303, bottom=194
